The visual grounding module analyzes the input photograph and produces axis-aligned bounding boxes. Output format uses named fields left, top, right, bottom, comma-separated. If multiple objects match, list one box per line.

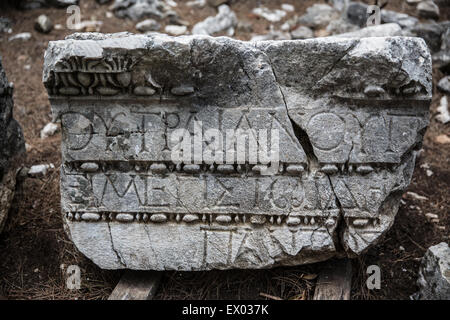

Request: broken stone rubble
left=111, top=0, right=171, bottom=21
left=192, top=4, right=237, bottom=36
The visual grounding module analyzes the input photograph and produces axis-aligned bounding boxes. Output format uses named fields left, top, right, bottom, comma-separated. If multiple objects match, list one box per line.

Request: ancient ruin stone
left=44, top=33, right=431, bottom=270
left=0, top=56, right=25, bottom=233
left=415, top=242, right=450, bottom=300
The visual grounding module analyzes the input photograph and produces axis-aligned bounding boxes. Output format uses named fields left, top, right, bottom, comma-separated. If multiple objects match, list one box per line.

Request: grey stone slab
left=44, top=33, right=431, bottom=270
left=0, top=56, right=25, bottom=233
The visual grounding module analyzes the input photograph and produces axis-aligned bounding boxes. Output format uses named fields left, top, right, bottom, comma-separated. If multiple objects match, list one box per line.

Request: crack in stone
left=263, top=50, right=347, bottom=257
left=264, top=50, right=347, bottom=256
left=311, top=41, right=359, bottom=91
left=326, top=174, right=347, bottom=255
left=263, top=51, right=319, bottom=172
left=107, top=222, right=126, bottom=267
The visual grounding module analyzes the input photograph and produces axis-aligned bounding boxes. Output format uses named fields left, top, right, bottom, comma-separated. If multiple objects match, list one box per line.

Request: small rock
left=347, top=2, right=418, bottom=28
left=164, top=25, right=187, bottom=36
left=166, top=0, right=177, bottom=7
left=436, top=96, right=449, bottom=124
left=437, top=76, right=450, bottom=94
left=186, top=0, right=206, bottom=7
left=346, top=2, right=369, bottom=27
left=0, top=17, right=12, bottom=34
left=252, top=7, right=287, bottom=23
left=381, top=10, right=418, bottom=29
left=417, top=1, right=440, bottom=19
left=433, top=50, right=450, bottom=71
left=28, top=164, right=55, bottom=177
left=8, top=32, right=31, bottom=42
left=399, top=246, right=405, bottom=251
left=34, top=15, right=53, bottom=34
left=415, top=242, right=450, bottom=300
left=291, top=26, right=314, bottom=39
left=326, top=17, right=360, bottom=35
left=425, top=213, right=439, bottom=220
left=334, top=23, right=401, bottom=38
left=111, top=0, right=168, bottom=21
left=435, top=134, right=450, bottom=144
left=280, top=16, right=298, bottom=32
left=54, top=24, right=63, bottom=30
left=281, top=4, right=295, bottom=12
left=192, top=4, right=237, bottom=36
left=407, top=22, right=445, bottom=53
left=298, top=4, right=339, bottom=29
left=441, top=26, right=450, bottom=51
left=136, top=19, right=161, bottom=32
left=280, top=22, right=290, bottom=31
left=40, top=122, right=59, bottom=139
left=420, top=163, right=434, bottom=177
left=80, top=162, right=99, bottom=172
left=406, top=191, right=429, bottom=201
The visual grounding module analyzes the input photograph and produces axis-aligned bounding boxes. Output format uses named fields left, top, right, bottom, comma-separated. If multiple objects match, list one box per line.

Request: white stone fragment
left=281, top=4, right=295, bottom=12
left=40, top=122, right=59, bottom=139
left=164, top=25, right=187, bottom=36
left=136, top=19, right=161, bottom=32
left=406, top=191, right=429, bottom=201
left=28, top=164, right=55, bottom=177
left=186, top=0, right=206, bottom=7
left=8, top=32, right=31, bottom=41
left=192, top=4, right=237, bottom=36
left=252, top=7, right=287, bottom=22
left=436, top=96, right=449, bottom=124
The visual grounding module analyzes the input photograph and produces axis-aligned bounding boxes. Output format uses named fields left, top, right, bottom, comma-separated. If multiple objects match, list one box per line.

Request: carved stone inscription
left=44, top=34, right=431, bottom=270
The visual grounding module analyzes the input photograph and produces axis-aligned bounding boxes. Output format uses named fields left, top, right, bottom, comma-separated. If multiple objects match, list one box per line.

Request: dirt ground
left=0, top=0, right=448, bottom=300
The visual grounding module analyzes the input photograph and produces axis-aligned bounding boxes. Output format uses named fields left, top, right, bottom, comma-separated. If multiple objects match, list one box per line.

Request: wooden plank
left=108, top=270, right=162, bottom=300
left=313, top=259, right=352, bottom=300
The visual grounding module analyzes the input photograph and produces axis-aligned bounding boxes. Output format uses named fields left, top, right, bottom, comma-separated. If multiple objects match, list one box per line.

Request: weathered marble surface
left=44, top=33, right=431, bottom=270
